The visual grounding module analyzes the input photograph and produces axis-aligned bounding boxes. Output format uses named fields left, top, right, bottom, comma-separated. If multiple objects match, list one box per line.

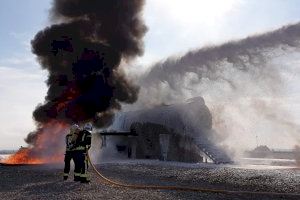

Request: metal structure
left=102, top=97, right=232, bottom=164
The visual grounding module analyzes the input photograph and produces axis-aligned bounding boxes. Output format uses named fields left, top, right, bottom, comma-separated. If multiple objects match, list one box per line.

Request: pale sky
left=1, top=0, right=300, bottom=149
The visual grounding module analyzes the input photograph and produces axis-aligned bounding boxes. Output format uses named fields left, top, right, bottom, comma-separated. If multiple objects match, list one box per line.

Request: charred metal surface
left=99, top=131, right=138, bottom=136
left=133, top=122, right=203, bottom=162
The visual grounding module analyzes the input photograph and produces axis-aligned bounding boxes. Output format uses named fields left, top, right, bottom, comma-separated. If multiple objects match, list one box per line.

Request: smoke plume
left=136, top=22, right=300, bottom=158
left=32, top=0, right=146, bottom=128
left=6, top=0, right=147, bottom=163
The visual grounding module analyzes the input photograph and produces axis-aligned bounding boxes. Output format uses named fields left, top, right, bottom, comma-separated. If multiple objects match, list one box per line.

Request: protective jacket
left=63, top=131, right=78, bottom=180
left=65, top=133, right=74, bottom=151
left=73, top=129, right=92, bottom=183
left=74, top=130, right=91, bottom=151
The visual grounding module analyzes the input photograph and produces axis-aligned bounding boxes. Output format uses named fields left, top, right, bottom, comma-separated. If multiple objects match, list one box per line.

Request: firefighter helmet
left=70, top=124, right=80, bottom=133
left=83, top=123, right=93, bottom=132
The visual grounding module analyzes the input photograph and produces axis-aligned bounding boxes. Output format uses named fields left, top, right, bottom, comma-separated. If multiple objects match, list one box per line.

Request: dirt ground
left=0, top=160, right=300, bottom=200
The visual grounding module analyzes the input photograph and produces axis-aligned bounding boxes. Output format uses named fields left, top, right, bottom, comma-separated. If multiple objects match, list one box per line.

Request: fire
left=3, top=121, right=69, bottom=165
left=4, top=148, right=43, bottom=165
left=56, top=84, right=80, bottom=113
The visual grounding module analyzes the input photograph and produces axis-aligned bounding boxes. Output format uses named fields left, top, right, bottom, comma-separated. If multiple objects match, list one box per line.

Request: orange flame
left=4, top=121, right=69, bottom=165
left=4, top=148, right=43, bottom=165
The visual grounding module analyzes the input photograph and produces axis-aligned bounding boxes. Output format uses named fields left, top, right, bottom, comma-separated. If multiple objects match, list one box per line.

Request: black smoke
left=32, top=0, right=147, bottom=127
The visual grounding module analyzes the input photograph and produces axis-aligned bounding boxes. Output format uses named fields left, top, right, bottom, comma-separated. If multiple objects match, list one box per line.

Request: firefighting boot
left=80, top=177, right=90, bottom=183
left=74, top=173, right=81, bottom=181
left=74, top=175, right=81, bottom=181
left=80, top=179, right=90, bottom=183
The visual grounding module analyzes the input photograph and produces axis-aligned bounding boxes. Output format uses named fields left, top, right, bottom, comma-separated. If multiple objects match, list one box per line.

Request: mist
left=131, top=22, right=300, bottom=157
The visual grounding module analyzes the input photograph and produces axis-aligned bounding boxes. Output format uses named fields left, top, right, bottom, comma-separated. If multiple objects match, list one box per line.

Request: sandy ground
left=0, top=160, right=300, bottom=200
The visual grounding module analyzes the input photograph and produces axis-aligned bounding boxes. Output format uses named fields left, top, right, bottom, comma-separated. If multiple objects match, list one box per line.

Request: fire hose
left=87, top=153, right=300, bottom=197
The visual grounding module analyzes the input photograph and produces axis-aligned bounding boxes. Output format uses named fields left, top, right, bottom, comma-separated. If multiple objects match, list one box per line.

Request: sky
left=1, top=0, right=300, bottom=149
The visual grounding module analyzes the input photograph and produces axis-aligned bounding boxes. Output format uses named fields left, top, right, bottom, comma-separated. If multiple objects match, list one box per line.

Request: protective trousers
left=73, top=150, right=82, bottom=181
left=79, top=151, right=90, bottom=183
left=63, top=151, right=73, bottom=179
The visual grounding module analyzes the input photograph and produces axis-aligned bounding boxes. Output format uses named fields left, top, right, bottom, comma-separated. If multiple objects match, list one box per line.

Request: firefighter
left=74, top=123, right=92, bottom=183
left=63, top=124, right=80, bottom=181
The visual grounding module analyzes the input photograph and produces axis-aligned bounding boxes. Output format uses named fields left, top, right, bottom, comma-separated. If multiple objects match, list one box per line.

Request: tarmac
left=0, top=160, right=299, bottom=200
